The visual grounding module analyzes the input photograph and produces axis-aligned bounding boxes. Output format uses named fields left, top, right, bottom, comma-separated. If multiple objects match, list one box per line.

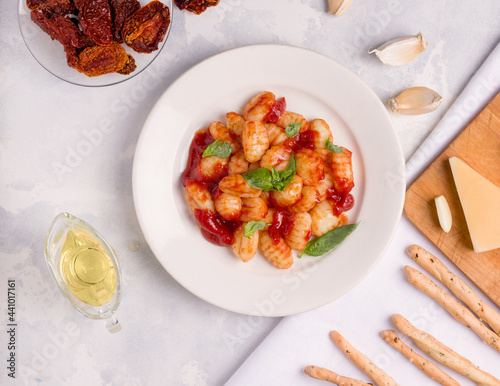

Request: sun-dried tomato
left=65, top=46, right=80, bottom=69
left=121, top=1, right=170, bottom=53
left=74, top=42, right=132, bottom=77
left=74, top=0, right=113, bottom=46
left=174, top=0, right=219, bottom=15
left=31, top=11, right=85, bottom=48
left=27, top=0, right=76, bottom=16
left=65, top=35, right=96, bottom=69
left=109, top=0, right=141, bottom=43
left=116, top=54, right=137, bottom=75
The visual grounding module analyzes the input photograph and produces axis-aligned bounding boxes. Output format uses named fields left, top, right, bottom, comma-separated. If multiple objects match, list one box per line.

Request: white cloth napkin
left=226, top=42, right=500, bottom=386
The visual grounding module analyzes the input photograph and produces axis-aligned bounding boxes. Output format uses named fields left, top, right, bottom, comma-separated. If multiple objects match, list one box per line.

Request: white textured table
left=1, top=1, right=499, bottom=385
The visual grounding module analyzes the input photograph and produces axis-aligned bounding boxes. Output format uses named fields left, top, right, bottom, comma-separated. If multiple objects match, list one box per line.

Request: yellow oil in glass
left=59, top=229, right=117, bottom=307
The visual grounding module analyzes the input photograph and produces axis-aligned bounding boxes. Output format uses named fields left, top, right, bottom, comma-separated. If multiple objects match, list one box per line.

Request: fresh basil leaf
left=272, top=170, right=293, bottom=191
left=270, top=155, right=297, bottom=191
left=242, top=168, right=274, bottom=191
left=244, top=221, right=271, bottom=238
left=286, top=154, right=296, bottom=171
left=202, top=139, right=232, bottom=158
left=299, top=222, right=359, bottom=257
left=242, top=155, right=297, bottom=192
left=325, top=138, right=344, bottom=153
left=285, top=122, right=301, bottom=138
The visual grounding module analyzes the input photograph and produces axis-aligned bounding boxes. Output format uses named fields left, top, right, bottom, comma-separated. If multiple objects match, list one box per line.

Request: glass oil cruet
left=45, top=213, right=122, bottom=333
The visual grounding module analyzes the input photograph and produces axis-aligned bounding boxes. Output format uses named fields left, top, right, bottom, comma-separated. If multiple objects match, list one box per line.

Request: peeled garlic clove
left=328, top=0, right=352, bottom=16
left=369, top=33, right=427, bottom=66
left=435, top=195, right=452, bottom=233
left=389, top=87, right=442, bottom=115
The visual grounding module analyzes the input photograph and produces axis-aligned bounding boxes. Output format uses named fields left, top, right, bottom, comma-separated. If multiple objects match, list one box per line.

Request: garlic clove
left=369, top=33, right=427, bottom=66
left=388, top=87, right=442, bottom=115
left=328, top=0, right=352, bottom=16
left=435, top=195, right=452, bottom=233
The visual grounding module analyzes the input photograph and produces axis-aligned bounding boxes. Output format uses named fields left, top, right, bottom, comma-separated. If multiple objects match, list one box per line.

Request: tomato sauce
left=181, top=129, right=214, bottom=187
left=283, top=128, right=317, bottom=152
left=194, top=209, right=235, bottom=246
left=327, top=188, right=355, bottom=216
left=269, top=210, right=295, bottom=245
left=264, top=97, right=286, bottom=123
left=183, top=130, right=237, bottom=246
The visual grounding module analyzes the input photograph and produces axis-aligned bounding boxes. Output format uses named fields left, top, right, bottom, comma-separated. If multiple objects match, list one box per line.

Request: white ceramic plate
left=133, top=44, right=405, bottom=316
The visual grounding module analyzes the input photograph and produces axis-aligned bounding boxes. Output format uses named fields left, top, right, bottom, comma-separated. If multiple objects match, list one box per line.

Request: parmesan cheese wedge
left=449, top=157, right=500, bottom=252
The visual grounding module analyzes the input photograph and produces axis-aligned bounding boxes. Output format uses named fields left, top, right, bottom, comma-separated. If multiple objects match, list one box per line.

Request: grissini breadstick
left=392, top=314, right=500, bottom=386
left=380, top=330, right=459, bottom=386
left=408, top=244, right=500, bottom=335
left=404, top=265, right=500, bottom=352
left=304, top=365, right=373, bottom=385
left=329, top=331, right=399, bottom=386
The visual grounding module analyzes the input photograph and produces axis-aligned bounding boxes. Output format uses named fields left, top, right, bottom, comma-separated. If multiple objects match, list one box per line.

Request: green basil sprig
left=242, top=168, right=274, bottom=191
left=285, top=122, right=301, bottom=138
left=202, top=139, right=232, bottom=158
left=244, top=221, right=271, bottom=238
left=325, top=138, right=344, bottom=153
left=243, top=155, right=296, bottom=192
left=299, top=222, right=359, bottom=257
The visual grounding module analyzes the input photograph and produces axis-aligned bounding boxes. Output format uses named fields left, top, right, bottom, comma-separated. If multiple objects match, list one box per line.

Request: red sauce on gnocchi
left=269, top=210, right=295, bottom=245
left=263, top=97, right=286, bottom=123
left=194, top=209, right=235, bottom=246
left=181, top=129, right=214, bottom=187
left=182, top=91, right=356, bottom=269
left=327, top=189, right=355, bottom=216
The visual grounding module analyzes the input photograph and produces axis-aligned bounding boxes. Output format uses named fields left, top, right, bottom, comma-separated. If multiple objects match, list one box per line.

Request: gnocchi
left=181, top=91, right=356, bottom=269
left=294, top=148, right=325, bottom=186
left=264, top=123, right=288, bottom=146
left=214, top=192, right=242, bottom=221
left=228, top=150, right=249, bottom=175
left=232, top=224, right=259, bottom=262
left=310, top=200, right=348, bottom=237
left=239, top=197, right=268, bottom=222
left=241, top=120, right=270, bottom=163
left=310, top=119, right=334, bottom=161
left=260, top=145, right=293, bottom=171
left=259, top=230, right=293, bottom=269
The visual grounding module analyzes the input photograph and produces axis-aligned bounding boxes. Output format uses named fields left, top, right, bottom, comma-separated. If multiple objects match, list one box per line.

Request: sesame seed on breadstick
left=408, top=245, right=500, bottom=336
left=404, top=265, right=500, bottom=352
left=304, top=365, right=373, bottom=385
left=393, top=314, right=500, bottom=385
left=329, top=330, right=398, bottom=386
left=380, top=330, right=459, bottom=386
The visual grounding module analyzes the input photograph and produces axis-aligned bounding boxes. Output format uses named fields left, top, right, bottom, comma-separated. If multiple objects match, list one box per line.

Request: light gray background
left=1, top=0, right=499, bottom=385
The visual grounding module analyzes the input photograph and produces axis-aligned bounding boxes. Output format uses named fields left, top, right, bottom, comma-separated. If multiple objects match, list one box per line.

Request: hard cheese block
left=449, top=157, right=500, bottom=253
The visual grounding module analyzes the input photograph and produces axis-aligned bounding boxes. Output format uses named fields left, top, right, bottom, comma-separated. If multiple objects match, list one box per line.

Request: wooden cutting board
left=405, top=92, right=500, bottom=307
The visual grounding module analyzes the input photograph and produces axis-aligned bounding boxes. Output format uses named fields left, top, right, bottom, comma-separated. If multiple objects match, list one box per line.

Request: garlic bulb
left=389, top=87, right=442, bottom=115
left=328, top=0, right=352, bottom=16
left=369, top=33, right=427, bottom=66
left=435, top=196, right=452, bottom=233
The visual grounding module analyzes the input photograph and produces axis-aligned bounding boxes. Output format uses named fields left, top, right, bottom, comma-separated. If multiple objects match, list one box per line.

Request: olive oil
left=59, top=229, right=117, bottom=307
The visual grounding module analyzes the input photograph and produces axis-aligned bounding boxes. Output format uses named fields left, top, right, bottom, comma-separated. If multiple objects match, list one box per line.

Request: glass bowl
left=18, top=0, right=173, bottom=87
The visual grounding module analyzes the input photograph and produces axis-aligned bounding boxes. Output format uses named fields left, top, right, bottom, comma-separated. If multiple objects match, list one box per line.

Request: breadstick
left=304, top=365, right=373, bottom=385
left=408, top=244, right=500, bottom=335
left=393, top=314, right=500, bottom=385
left=329, top=331, right=398, bottom=386
left=404, top=265, right=500, bottom=352
left=380, top=330, right=459, bottom=386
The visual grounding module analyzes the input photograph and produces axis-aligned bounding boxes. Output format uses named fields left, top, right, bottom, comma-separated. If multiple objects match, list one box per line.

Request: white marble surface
left=1, top=1, right=499, bottom=385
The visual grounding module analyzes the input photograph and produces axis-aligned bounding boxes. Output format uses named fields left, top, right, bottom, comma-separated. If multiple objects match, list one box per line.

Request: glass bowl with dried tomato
left=18, top=0, right=172, bottom=87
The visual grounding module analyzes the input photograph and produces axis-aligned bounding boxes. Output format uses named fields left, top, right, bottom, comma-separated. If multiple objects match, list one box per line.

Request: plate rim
left=132, top=43, right=405, bottom=316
